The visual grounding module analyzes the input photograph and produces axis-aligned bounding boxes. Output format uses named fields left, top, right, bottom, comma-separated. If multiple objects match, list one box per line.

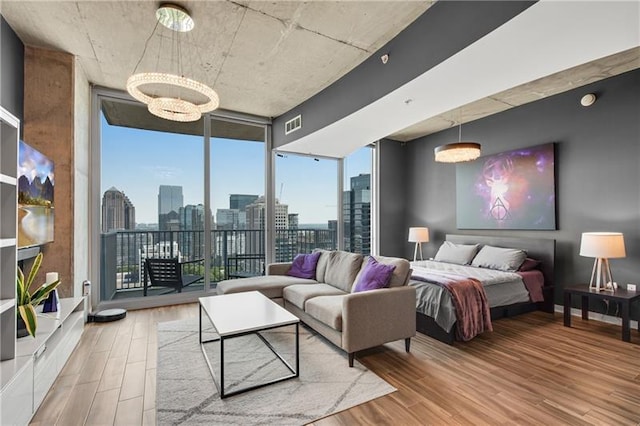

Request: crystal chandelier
left=126, top=4, right=219, bottom=122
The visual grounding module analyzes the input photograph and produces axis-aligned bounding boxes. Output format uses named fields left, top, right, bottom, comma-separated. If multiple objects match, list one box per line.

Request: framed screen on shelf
left=18, top=141, right=54, bottom=248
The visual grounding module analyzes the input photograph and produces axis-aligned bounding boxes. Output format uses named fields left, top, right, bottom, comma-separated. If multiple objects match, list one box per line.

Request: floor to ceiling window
left=93, top=89, right=377, bottom=308
left=99, top=98, right=205, bottom=302
left=343, top=146, right=373, bottom=255
left=209, top=117, right=265, bottom=280
left=94, top=90, right=271, bottom=307
left=275, top=154, right=338, bottom=259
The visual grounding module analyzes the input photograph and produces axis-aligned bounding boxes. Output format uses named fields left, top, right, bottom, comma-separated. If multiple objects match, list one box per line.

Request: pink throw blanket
left=412, top=270, right=492, bottom=341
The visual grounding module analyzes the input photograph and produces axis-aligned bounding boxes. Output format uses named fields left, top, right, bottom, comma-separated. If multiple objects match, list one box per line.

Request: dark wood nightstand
left=563, top=285, right=640, bottom=342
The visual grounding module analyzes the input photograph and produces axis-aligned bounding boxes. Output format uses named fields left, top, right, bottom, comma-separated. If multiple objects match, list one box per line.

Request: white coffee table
left=198, top=291, right=300, bottom=398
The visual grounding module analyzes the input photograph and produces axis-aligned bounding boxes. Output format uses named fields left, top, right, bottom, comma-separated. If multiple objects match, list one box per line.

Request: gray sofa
left=217, top=250, right=416, bottom=366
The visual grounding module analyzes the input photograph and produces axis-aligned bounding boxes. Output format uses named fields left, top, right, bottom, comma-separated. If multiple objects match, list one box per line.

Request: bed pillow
left=471, top=245, right=527, bottom=272
left=433, top=241, right=480, bottom=265
left=287, top=252, right=321, bottom=279
left=353, top=257, right=396, bottom=292
left=519, top=257, right=541, bottom=272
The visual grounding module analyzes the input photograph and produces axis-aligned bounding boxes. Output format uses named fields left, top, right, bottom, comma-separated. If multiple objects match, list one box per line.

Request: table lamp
left=579, top=232, right=626, bottom=291
left=408, top=227, right=429, bottom=262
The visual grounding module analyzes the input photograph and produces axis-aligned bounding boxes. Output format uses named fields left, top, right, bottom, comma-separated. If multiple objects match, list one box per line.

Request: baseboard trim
left=554, top=304, right=639, bottom=330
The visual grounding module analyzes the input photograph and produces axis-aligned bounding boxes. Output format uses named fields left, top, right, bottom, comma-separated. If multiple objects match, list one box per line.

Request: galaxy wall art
left=456, top=143, right=556, bottom=230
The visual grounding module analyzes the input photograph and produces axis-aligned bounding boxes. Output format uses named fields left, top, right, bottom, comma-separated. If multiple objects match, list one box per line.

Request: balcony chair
left=143, top=257, right=202, bottom=296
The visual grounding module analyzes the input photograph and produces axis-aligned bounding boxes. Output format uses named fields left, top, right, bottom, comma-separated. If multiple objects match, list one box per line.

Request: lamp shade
left=408, top=227, right=430, bottom=243
left=579, top=232, right=626, bottom=258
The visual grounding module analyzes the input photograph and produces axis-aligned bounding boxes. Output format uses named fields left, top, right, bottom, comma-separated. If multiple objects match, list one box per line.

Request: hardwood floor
left=31, top=305, right=640, bottom=425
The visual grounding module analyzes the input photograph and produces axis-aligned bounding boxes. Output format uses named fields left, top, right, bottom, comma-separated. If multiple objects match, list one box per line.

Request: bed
left=410, top=234, right=555, bottom=344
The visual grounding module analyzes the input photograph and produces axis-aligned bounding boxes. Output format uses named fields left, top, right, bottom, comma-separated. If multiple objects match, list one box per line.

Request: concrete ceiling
left=0, top=0, right=433, bottom=118
left=2, top=1, right=638, bottom=152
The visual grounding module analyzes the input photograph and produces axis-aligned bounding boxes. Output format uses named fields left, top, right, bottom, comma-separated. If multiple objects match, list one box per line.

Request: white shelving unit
left=0, top=106, right=19, bottom=362
left=1, top=297, right=85, bottom=425
left=0, top=106, right=86, bottom=425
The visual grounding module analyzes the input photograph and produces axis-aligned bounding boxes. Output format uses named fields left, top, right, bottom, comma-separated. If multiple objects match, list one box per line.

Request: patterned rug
left=156, top=317, right=396, bottom=425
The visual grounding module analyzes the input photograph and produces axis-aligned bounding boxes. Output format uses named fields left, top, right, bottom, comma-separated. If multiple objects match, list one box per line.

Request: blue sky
left=19, top=141, right=55, bottom=184
left=101, top=115, right=371, bottom=224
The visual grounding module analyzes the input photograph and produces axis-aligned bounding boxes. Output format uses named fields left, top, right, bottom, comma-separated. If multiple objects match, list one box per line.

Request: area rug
left=156, top=317, right=396, bottom=425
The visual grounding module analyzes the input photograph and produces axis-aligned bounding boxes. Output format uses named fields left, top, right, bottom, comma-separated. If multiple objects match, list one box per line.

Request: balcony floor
left=110, top=282, right=212, bottom=300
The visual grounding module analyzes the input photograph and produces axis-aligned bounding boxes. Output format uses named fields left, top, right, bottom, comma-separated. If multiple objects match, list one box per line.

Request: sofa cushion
left=283, top=283, right=346, bottom=310
left=313, top=249, right=333, bottom=283
left=217, top=275, right=317, bottom=299
left=323, top=251, right=363, bottom=292
left=287, top=252, right=321, bottom=279
left=353, top=257, right=396, bottom=292
left=305, top=295, right=344, bottom=331
left=353, top=255, right=411, bottom=289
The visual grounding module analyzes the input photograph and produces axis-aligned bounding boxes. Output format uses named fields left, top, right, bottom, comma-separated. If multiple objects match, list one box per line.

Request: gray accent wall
left=273, top=1, right=535, bottom=148
left=383, top=69, right=640, bottom=313
left=1, top=16, right=24, bottom=124
left=378, top=138, right=407, bottom=257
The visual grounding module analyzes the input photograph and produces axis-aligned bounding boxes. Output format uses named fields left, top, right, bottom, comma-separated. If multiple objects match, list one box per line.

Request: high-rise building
left=230, top=194, right=259, bottom=211
left=343, top=174, right=371, bottom=255
left=230, top=194, right=258, bottom=228
left=179, top=204, right=205, bottom=260
left=180, top=204, right=205, bottom=231
left=216, top=209, right=239, bottom=230
left=101, top=187, right=135, bottom=232
left=158, top=185, right=183, bottom=231
left=246, top=196, right=289, bottom=230
left=246, top=196, right=290, bottom=260
left=288, top=213, right=299, bottom=230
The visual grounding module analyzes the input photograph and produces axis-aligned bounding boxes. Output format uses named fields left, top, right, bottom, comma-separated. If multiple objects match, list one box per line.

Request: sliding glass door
left=209, top=117, right=265, bottom=281
left=99, top=98, right=205, bottom=302
left=95, top=92, right=270, bottom=307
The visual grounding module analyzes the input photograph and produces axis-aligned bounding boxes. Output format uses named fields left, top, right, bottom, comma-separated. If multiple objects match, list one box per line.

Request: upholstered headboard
left=446, top=234, right=556, bottom=289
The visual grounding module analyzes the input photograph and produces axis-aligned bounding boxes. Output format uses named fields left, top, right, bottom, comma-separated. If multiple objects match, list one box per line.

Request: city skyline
left=101, top=113, right=371, bottom=224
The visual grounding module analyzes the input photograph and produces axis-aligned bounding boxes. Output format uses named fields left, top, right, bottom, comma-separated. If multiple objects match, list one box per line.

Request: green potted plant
left=16, top=253, right=60, bottom=338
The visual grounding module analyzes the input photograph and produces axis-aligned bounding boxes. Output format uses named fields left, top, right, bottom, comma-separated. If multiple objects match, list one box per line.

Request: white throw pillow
left=471, top=245, right=527, bottom=272
left=433, top=241, right=479, bottom=265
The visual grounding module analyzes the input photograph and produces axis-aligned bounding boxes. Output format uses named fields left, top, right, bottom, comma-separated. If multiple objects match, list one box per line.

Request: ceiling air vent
left=285, top=114, right=302, bottom=135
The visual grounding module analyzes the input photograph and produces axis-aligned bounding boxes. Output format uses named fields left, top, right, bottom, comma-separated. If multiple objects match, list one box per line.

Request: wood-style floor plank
left=31, top=304, right=640, bottom=425
left=85, top=388, right=119, bottom=426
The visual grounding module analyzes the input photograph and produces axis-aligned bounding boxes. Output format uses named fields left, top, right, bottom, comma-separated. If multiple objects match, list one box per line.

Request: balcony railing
left=100, top=228, right=337, bottom=300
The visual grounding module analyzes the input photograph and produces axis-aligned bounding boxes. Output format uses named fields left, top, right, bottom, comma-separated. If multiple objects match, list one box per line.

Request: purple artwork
left=456, top=143, right=556, bottom=230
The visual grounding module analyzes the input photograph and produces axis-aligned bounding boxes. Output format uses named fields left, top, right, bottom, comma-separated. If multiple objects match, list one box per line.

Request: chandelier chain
left=133, top=20, right=160, bottom=75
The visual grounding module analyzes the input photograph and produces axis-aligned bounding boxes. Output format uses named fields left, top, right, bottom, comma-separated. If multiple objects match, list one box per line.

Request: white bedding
left=409, top=260, right=530, bottom=332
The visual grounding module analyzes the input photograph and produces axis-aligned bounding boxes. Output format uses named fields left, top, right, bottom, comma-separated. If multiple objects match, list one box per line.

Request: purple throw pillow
left=353, top=257, right=396, bottom=293
left=287, top=252, right=321, bottom=279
